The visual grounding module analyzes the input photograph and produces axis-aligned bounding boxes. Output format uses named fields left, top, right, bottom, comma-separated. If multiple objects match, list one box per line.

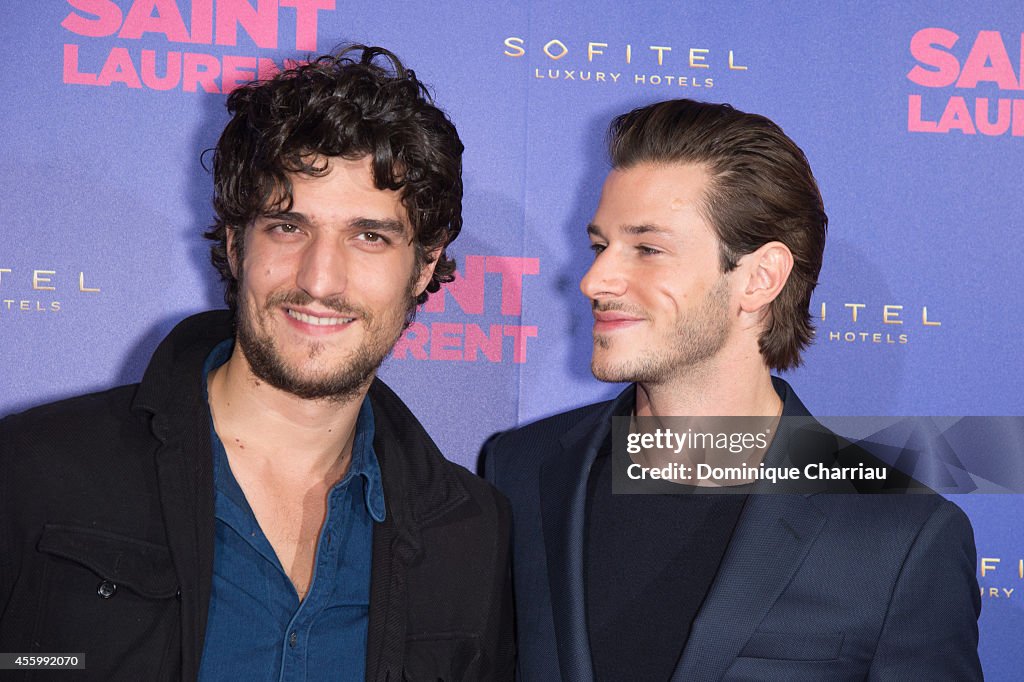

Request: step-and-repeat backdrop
left=3, top=1, right=1021, bottom=675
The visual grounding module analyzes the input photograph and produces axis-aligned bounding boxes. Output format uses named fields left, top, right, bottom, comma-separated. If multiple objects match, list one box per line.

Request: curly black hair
left=205, top=44, right=463, bottom=312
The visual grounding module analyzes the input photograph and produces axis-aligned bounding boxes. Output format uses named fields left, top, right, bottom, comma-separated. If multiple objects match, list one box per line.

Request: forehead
left=274, top=155, right=409, bottom=226
left=602, top=161, right=710, bottom=213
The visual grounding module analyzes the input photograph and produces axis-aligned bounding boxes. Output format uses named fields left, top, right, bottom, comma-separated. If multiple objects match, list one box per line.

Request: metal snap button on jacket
left=97, top=580, right=117, bottom=599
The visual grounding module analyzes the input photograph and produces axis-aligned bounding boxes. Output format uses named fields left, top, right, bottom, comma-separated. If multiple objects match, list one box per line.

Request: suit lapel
left=672, top=377, right=826, bottom=680
left=539, top=388, right=633, bottom=682
left=672, top=489, right=825, bottom=680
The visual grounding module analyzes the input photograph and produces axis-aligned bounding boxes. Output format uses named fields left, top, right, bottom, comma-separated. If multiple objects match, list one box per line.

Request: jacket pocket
left=37, top=524, right=179, bottom=598
left=738, top=630, right=845, bottom=661
left=402, top=632, right=482, bottom=682
left=31, top=524, right=181, bottom=679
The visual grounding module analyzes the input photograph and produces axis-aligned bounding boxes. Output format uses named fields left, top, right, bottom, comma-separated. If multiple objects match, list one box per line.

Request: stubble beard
left=590, top=275, right=731, bottom=385
left=235, top=272, right=418, bottom=404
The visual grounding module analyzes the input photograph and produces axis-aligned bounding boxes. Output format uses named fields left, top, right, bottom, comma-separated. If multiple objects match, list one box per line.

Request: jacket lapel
left=671, top=494, right=825, bottom=680
left=134, top=314, right=230, bottom=682
left=363, top=379, right=471, bottom=681
left=540, top=387, right=633, bottom=682
left=672, top=378, right=826, bottom=680
left=153, top=422, right=214, bottom=682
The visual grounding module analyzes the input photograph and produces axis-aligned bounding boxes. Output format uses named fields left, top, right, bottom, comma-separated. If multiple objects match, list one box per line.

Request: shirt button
left=289, top=632, right=297, bottom=648
left=97, top=580, right=117, bottom=599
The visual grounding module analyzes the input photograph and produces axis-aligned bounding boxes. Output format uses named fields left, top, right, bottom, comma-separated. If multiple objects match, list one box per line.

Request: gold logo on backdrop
left=978, top=557, right=1021, bottom=600
left=815, top=301, right=942, bottom=346
left=502, top=37, right=749, bottom=90
left=0, top=267, right=101, bottom=316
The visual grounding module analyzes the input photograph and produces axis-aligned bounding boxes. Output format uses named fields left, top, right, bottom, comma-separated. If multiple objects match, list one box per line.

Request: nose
left=580, top=249, right=626, bottom=301
left=295, top=234, right=347, bottom=301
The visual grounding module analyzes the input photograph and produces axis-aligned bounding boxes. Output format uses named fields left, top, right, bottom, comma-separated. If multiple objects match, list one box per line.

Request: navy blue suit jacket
left=481, top=380, right=982, bottom=681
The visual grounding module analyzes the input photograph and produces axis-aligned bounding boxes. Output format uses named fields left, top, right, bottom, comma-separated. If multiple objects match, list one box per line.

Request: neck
left=634, top=342, right=782, bottom=418
left=207, top=344, right=369, bottom=482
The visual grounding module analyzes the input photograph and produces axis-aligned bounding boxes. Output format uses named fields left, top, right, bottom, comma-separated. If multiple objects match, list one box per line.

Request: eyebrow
left=586, top=222, right=673, bottom=238
left=348, top=217, right=408, bottom=236
left=622, top=223, right=674, bottom=237
left=260, top=212, right=408, bottom=236
left=261, top=210, right=310, bottom=225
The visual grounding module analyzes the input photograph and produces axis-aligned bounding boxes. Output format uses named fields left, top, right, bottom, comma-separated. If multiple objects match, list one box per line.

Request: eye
left=357, top=231, right=391, bottom=245
left=269, top=223, right=300, bottom=234
left=589, top=243, right=606, bottom=256
left=637, top=245, right=662, bottom=256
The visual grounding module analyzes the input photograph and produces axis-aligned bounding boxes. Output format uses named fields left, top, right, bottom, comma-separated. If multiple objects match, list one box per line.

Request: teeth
left=287, top=309, right=353, bottom=326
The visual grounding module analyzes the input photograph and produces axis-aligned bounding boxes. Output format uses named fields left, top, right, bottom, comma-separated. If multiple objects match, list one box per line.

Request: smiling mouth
left=593, top=309, right=645, bottom=323
left=286, top=308, right=355, bottom=326
left=594, top=315, right=642, bottom=323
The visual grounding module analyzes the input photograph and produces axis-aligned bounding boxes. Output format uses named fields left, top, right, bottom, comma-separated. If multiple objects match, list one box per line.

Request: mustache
left=591, top=299, right=648, bottom=319
left=267, top=291, right=369, bottom=319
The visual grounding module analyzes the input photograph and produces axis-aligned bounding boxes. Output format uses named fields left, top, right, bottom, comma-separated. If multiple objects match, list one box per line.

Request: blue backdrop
left=3, top=1, right=1021, bottom=676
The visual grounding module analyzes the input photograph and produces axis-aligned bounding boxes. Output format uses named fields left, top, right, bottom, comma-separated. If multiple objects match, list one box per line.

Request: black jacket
left=0, top=311, right=514, bottom=681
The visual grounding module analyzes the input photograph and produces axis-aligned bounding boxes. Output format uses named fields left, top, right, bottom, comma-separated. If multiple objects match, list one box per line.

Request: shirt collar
left=349, top=396, right=386, bottom=522
left=204, top=338, right=386, bottom=523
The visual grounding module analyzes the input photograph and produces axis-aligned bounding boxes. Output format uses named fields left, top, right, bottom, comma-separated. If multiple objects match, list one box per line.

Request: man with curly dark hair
left=0, top=46, right=513, bottom=681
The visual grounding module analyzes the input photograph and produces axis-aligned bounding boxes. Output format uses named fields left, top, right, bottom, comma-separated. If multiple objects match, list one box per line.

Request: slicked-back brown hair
left=608, top=99, right=827, bottom=371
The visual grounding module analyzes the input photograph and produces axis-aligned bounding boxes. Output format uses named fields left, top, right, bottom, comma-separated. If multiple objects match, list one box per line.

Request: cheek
left=638, top=265, right=689, bottom=316
left=239, top=251, right=290, bottom=297
left=654, top=286, right=687, bottom=319
left=352, top=256, right=417, bottom=301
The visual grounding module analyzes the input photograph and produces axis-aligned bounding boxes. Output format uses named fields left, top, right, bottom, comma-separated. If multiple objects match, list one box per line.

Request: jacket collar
left=132, top=311, right=232, bottom=437
left=367, top=378, right=470, bottom=562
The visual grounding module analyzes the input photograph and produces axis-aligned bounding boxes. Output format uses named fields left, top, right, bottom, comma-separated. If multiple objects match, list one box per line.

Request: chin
left=590, top=358, right=630, bottom=384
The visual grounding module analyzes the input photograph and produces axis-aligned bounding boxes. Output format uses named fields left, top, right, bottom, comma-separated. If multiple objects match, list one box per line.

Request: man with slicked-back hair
left=482, top=98, right=980, bottom=681
left=1, top=46, right=512, bottom=681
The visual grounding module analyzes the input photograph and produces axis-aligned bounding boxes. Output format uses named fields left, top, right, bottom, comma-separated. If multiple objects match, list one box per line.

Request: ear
left=414, top=247, right=444, bottom=297
left=225, top=227, right=240, bottom=278
left=736, top=241, right=794, bottom=316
